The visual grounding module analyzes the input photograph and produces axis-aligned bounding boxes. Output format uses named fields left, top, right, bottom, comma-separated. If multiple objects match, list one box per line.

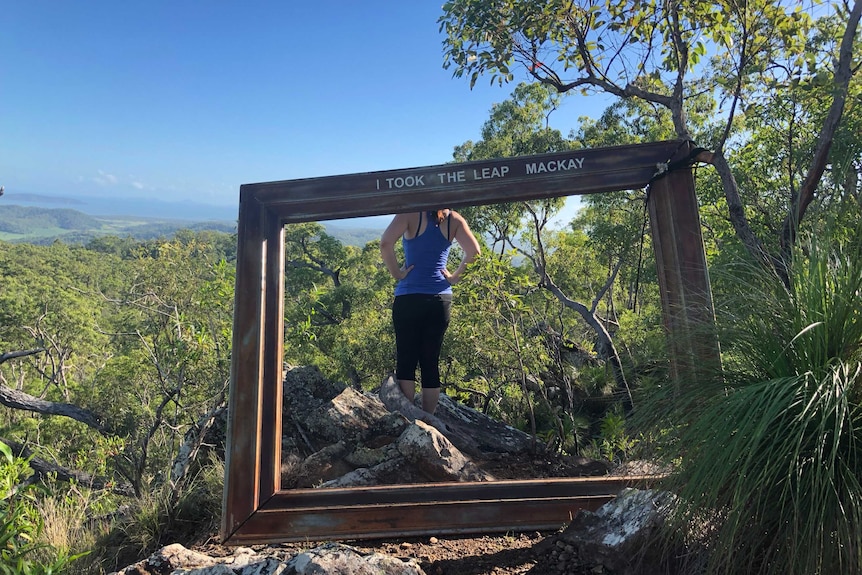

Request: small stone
left=429, top=536, right=439, bottom=544
left=400, top=542, right=413, bottom=548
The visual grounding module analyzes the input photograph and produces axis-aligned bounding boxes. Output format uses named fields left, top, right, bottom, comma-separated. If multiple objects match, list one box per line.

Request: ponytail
left=430, top=209, right=447, bottom=225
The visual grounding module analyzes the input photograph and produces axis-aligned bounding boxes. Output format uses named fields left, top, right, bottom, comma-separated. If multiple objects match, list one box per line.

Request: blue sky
left=2, top=2, right=606, bottom=220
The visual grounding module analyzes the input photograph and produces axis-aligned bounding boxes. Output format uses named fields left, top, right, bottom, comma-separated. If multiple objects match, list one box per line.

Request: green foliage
left=92, top=454, right=224, bottom=573
left=440, top=0, right=815, bottom=100
left=447, top=252, right=551, bottom=429
left=0, top=231, right=235, bottom=501
left=282, top=224, right=394, bottom=386
left=642, top=222, right=862, bottom=575
left=591, top=406, right=637, bottom=463
left=440, top=0, right=858, bottom=278
left=453, top=82, right=571, bottom=249
left=0, top=444, right=79, bottom=575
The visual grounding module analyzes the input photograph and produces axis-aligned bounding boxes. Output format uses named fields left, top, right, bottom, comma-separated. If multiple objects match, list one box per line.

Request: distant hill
left=7, top=191, right=239, bottom=221
left=322, top=221, right=384, bottom=247
left=0, top=205, right=102, bottom=233
left=0, top=202, right=383, bottom=247
left=0, top=204, right=235, bottom=245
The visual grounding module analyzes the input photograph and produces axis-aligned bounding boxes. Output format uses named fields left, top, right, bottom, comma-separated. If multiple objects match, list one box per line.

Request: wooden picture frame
left=222, top=139, right=718, bottom=544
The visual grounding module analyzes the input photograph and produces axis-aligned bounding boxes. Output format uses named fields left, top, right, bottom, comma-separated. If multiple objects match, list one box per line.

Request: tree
left=454, top=82, right=572, bottom=256
left=283, top=223, right=393, bottom=387
left=0, top=233, right=236, bottom=498
left=452, top=82, right=634, bottom=409
left=440, top=0, right=862, bottom=283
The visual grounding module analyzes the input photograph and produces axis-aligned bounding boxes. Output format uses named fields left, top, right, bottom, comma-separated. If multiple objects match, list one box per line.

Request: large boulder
left=550, top=488, right=676, bottom=575
left=396, top=420, right=494, bottom=482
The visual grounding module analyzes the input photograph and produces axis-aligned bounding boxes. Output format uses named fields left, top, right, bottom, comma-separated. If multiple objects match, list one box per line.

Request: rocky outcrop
left=280, top=366, right=534, bottom=488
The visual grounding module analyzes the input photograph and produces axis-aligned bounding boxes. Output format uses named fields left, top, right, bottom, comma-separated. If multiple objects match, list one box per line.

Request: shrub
left=642, top=226, right=862, bottom=575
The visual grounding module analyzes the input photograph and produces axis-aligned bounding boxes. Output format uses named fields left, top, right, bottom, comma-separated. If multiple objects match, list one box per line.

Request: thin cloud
left=93, top=170, right=118, bottom=186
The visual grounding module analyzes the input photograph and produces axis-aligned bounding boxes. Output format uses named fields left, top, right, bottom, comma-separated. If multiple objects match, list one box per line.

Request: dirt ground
left=191, top=457, right=647, bottom=574
left=197, top=529, right=604, bottom=575
left=353, top=530, right=603, bottom=575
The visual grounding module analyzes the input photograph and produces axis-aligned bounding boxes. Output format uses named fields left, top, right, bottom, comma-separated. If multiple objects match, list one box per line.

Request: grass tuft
left=639, top=224, right=862, bottom=575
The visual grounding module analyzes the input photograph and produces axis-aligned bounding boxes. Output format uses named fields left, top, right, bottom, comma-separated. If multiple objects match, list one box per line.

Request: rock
left=304, top=387, right=393, bottom=444
left=292, top=441, right=353, bottom=487
left=435, top=393, right=534, bottom=454
left=109, top=543, right=217, bottom=574
left=378, top=374, right=452, bottom=434
left=285, top=542, right=426, bottom=575
left=283, top=365, right=346, bottom=413
left=111, top=542, right=427, bottom=575
left=379, top=374, right=534, bottom=457
left=319, top=455, right=421, bottom=488
left=556, top=488, right=675, bottom=575
left=281, top=369, right=541, bottom=488
left=319, top=420, right=497, bottom=487
left=397, top=420, right=495, bottom=482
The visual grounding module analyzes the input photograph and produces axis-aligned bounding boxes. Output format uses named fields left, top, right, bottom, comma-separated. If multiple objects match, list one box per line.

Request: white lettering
left=473, top=165, right=511, bottom=180
left=385, top=174, right=426, bottom=189
left=436, top=171, right=465, bottom=184
left=525, top=157, right=585, bottom=175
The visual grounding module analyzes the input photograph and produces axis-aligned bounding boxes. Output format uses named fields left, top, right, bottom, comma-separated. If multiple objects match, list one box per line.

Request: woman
left=380, top=208, right=481, bottom=414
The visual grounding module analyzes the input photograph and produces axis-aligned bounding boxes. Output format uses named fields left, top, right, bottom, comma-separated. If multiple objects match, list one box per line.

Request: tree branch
left=0, top=383, right=109, bottom=434
left=0, top=348, right=45, bottom=365
left=780, top=0, right=861, bottom=257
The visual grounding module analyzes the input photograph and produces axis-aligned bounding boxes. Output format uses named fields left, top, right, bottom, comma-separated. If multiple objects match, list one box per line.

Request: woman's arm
left=380, top=214, right=414, bottom=280
left=444, top=211, right=481, bottom=285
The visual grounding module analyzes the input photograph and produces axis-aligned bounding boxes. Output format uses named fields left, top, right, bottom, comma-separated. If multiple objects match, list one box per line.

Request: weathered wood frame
left=222, top=139, right=719, bottom=544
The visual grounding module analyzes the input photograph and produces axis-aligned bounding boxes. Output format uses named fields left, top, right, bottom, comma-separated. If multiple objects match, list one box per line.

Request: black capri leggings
left=392, top=293, right=452, bottom=389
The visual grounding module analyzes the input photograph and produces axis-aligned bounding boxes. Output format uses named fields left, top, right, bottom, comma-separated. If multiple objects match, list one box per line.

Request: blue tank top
left=394, top=212, right=453, bottom=296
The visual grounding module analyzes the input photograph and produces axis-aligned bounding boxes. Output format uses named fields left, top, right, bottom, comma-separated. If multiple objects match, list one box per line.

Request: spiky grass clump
left=91, top=455, right=225, bottom=573
left=646, top=228, right=862, bottom=575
